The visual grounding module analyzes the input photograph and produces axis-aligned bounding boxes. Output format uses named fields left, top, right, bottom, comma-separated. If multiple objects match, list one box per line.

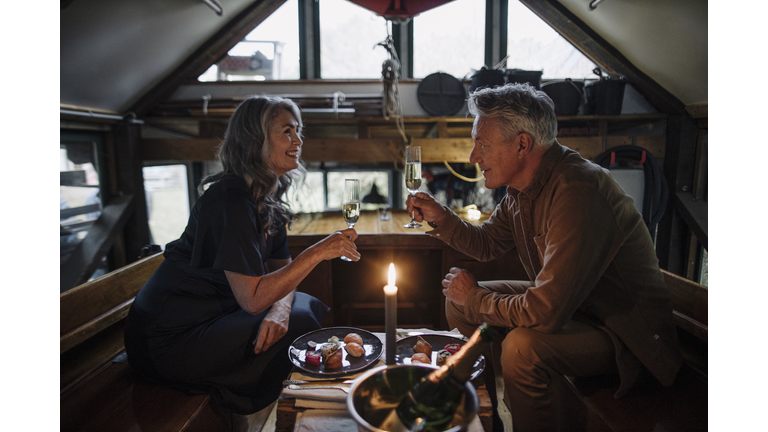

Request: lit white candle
left=384, top=263, right=398, bottom=365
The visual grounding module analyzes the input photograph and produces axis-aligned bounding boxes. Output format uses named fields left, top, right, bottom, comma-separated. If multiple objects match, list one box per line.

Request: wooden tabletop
left=288, top=209, right=488, bottom=236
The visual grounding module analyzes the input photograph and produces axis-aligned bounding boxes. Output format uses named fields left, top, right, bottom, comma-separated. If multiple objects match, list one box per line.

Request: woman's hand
left=253, top=296, right=292, bottom=354
left=406, top=192, right=448, bottom=226
left=314, top=228, right=361, bottom=261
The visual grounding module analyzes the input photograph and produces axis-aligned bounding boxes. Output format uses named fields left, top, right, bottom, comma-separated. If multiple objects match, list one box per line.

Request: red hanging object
left=346, top=0, right=456, bottom=20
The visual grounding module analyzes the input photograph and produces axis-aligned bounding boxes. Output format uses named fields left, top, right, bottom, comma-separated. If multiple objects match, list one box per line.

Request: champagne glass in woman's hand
left=404, top=146, right=422, bottom=229
left=340, top=179, right=360, bottom=261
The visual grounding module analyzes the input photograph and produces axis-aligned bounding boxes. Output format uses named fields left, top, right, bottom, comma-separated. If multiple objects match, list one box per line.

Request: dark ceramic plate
left=395, top=334, right=485, bottom=380
left=288, top=327, right=383, bottom=376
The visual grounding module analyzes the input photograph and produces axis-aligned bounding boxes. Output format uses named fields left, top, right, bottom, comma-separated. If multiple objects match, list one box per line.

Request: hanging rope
left=377, top=27, right=410, bottom=162
left=443, top=161, right=484, bottom=182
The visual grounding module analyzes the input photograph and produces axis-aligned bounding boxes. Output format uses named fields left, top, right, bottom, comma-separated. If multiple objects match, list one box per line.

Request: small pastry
left=325, top=348, right=343, bottom=370
left=320, top=342, right=339, bottom=360
left=443, top=343, right=461, bottom=355
left=411, top=353, right=431, bottom=364
left=413, top=336, right=432, bottom=356
left=305, top=350, right=322, bottom=366
left=344, top=333, right=363, bottom=345
left=345, top=342, right=365, bottom=357
left=436, top=349, right=451, bottom=366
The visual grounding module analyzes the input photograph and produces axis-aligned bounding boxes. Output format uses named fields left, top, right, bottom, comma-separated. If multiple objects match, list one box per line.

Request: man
left=406, top=83, right=681, bottom=431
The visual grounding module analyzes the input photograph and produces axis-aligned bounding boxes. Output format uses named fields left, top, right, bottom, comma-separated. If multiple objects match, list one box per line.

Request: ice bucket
left=347, top=364, right=479, bottom=432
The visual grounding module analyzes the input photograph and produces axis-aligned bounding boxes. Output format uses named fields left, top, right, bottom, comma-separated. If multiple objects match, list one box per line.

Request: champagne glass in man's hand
left=404, top=146, right=422, bottom=229
left=341, top=179, right=360, bottom=261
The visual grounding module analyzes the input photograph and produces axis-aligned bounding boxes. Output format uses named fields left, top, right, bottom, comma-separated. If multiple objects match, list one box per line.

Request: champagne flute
left=404, top=146, right=422, bottom=229
left=340, top=179, right=360, bottom=261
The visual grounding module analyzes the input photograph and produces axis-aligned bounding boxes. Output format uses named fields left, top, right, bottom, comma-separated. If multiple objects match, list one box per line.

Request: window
left=319, top=0, right=391, bottom=79
left=413, top=0, right=485, bottom=79
left=327, top=171, right=390, bottom=209
left=199, top=0, right=300, bottom=81
left=143, top=165, right=190, bottom=248
left=286, top=171, right=325, bottom=213
left=60, top=139, right=106, bottom=284
left=506, top=2, right=597, bottom=79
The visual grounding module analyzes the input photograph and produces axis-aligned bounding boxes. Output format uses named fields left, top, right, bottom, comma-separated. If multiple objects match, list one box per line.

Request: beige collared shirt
left=429, top=142, right=681, bottom=393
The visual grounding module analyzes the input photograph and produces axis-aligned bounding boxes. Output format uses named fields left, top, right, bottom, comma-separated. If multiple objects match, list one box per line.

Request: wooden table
left=284, top=209, right=526, bottom=331
left=288, top=209, right=489, bottom=236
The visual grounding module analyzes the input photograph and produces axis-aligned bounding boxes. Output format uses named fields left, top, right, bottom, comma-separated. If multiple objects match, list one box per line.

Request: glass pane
left=327, top=171, right=390, bottom=209
left=320, top=0, right=390, bottom=79
left=60, top=142, right=102, bottom=263
left=200, top=0, right=300, bottom=81
left=507, top=2, right=597, bottom=79
left=286, top=171, right=326, bottom=213
left=143, top=165, right=190, bottom=248
left=413, top=0, right=485, bottom=79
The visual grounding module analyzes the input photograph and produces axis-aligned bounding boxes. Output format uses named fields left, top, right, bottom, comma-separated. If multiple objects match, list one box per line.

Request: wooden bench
left=60, top=253, right=249, bottom=432
left=563, top=269, right=708, bottom=432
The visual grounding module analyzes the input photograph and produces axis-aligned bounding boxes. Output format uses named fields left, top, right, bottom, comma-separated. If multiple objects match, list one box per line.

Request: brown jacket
left=429, top=142, right=681, bottom=396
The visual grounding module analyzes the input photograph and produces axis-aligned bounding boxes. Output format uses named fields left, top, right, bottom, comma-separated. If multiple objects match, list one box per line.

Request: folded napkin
left=292, top=409, right=357, bottom=432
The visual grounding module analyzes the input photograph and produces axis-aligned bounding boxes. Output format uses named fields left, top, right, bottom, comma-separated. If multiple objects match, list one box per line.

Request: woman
left=124, top=95, right=360, bottom=414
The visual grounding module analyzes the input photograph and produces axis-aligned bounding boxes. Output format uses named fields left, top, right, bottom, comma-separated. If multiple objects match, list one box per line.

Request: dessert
left=320, top=342, right=339, bottom=360
left=344, top=333, right=363, bottom=345
left=443, top=343, right=461, bottom=355
left=325, top=348, right=343, bottom=370
left=305, top=350, right=322, bottom=366
left=345, top=342, right=365, bottom=357
left=413, top=336, right=432, bottom=356
left=436, top=349, right=451, bottom=366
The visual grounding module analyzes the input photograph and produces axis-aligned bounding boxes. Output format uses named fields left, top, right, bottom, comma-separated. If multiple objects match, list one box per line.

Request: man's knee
left=500, top=327, right=550, bottom=381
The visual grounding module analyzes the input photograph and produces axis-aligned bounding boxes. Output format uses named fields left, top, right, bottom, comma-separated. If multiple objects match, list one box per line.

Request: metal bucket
left=347, top=364, right=479, bottom=432
left=542, top=79, right=586, bottom=116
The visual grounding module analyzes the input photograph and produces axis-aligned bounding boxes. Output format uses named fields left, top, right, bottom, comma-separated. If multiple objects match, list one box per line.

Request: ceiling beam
left=129, top=0, right=287, bottom=117
left=519, top=0, right=689, bottom=118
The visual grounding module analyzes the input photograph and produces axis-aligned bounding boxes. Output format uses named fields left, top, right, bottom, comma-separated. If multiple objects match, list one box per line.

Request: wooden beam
left=129, top=0, right=287, bottom=117
left=141, top=136, right=665, bottom=163
left=519, top=0, right=689, bottom=118
left=60, top=194, right=134, bottom=292
left=302, top=138, right=402, bottom=162
left=674, top=192, right=707, bottom=251
left=142, top=138, right=220, bottom=161
left=686, top=103, right=708, bottom=119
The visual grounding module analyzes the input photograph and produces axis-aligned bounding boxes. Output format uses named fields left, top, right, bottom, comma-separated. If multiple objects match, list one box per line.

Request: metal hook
left=589, top=0, right=605, bottom=11
left=202, top=94, right=211, bottom=116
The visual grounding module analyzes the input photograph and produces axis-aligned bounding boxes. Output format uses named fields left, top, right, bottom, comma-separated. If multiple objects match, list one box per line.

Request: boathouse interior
left=51, top=0, right=721, bottom=431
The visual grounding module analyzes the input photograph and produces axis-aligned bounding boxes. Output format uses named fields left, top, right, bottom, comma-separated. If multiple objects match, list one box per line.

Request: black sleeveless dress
left=124, top=175, right=328, bottom=414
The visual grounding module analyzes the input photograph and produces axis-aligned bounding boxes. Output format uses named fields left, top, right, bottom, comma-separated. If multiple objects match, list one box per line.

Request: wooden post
left=114, top=122, right=151, bottom=262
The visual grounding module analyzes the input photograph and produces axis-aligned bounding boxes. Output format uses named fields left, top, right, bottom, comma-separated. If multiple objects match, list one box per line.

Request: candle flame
left=388, top=263, right=396, bottom=286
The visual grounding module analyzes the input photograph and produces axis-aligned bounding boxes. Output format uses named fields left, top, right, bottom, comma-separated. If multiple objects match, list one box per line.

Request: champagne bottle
left=395, top=323, right=496, bottom=431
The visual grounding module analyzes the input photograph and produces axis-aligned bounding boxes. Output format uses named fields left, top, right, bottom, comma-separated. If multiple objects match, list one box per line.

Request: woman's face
left=267, top=109, right=302, bottom=177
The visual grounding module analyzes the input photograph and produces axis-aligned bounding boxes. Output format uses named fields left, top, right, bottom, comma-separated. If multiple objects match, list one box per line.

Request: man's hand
left=441, top=267, right=478, bottom=306
left=406, top=192, right=448, bottom=225
left=253, top=302, right=290, bottom=354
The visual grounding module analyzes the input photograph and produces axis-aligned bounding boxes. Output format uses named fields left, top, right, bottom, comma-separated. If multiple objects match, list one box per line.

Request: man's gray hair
left=467, top=83, right=558, bottom=147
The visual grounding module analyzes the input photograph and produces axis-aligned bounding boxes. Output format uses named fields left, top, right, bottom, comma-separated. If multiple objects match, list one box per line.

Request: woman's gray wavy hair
left=200, top=94, right=305, bottom=235
left=467, top=83, right=558, bottom=147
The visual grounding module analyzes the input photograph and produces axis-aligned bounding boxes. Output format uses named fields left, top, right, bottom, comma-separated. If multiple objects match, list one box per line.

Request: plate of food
left=395, top=334, right=486, bottom=380
left=288, top=326, right=383, bottom=376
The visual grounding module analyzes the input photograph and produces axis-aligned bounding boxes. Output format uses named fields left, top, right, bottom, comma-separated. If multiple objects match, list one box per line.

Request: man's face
left=470, top=116, right=521, bottom=190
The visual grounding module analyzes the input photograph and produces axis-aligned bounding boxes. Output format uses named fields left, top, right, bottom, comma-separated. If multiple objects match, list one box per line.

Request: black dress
left=124, top=175, right=329, bottom=414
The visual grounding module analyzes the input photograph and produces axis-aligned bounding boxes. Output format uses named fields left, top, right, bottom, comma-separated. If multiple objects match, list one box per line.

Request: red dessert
left=305, top=350, right=322, bottom=366
left=444, top=343, right=461, bottom=355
